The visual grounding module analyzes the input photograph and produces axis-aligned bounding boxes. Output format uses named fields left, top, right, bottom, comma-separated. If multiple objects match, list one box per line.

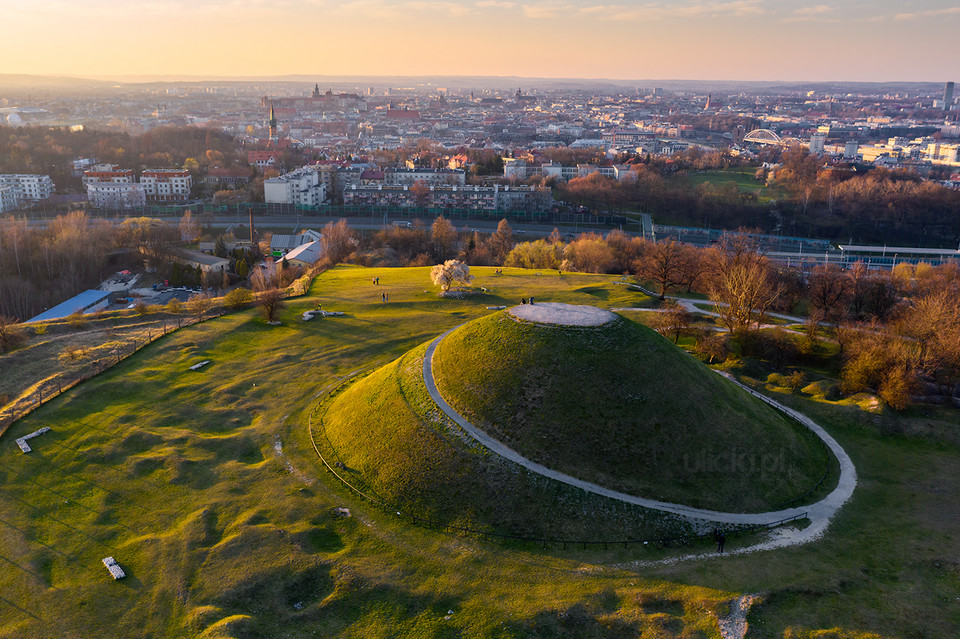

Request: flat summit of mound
left=507, top=302, right=616, bottom=326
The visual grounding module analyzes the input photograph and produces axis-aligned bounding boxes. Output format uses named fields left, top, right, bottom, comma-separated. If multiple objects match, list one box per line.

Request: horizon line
left=0, top=73, right=952, bottom=87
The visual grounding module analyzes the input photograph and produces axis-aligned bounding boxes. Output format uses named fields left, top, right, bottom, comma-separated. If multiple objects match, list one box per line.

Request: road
left=24, top=212, right=644, bottom=240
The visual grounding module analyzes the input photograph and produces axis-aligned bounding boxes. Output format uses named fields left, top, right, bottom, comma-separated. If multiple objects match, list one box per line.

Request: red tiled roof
left=386, top=109, right=420, bottom=120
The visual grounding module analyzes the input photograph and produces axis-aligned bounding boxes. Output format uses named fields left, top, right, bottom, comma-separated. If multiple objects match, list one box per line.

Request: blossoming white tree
left=430, top=259, right=473, bottom=292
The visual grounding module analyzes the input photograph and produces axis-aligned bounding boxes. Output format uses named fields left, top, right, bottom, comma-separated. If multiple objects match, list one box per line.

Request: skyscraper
left=944, top=82, right=955, bottom=109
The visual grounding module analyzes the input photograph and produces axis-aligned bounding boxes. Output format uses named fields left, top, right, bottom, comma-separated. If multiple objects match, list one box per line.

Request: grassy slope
left=0, top=265, right=957, bottom=638
left=432, top=313, right=829, bottom=512
left=321, top=344, right=694, bottom=541
left=0, top=311, right=183, bottom=435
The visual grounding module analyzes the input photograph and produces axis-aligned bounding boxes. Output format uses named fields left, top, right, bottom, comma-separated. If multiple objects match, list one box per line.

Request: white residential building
left=140, top=169, right=192, bottom=202
left=503, top=159, right=529, bottom=180
left=0, top=186, right=19, bottom=213
left=0, top=174, right=55, bottom=203
left=926, top=143, right=960, bottom=165
left=264, top=166, right=328, bottom=206
left=82, top=166, right=135, bottom=188
left=809, top=133, right=826, bottom=155
left=385, top=168, right=465, bottom=186
left=87, top=182, right=147, bottom=208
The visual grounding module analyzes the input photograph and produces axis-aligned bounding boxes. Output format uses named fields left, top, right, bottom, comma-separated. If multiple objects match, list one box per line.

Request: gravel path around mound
left=423, top=312, right=857, bottom=552
left=507, top=302, right=617, bottom=326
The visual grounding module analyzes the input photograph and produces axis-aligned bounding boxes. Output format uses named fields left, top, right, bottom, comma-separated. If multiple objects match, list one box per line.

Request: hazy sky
left=2, top=0, right=957, bottom=81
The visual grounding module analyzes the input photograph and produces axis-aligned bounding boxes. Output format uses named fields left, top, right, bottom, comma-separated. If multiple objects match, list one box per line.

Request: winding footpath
left=422, top=309, right=857, bottom=553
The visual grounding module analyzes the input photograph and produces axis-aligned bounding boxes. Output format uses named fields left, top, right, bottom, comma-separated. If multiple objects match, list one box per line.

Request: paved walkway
left=623, top=282, right=811, bottom=324
left=422, top=319, right=856, bottom=533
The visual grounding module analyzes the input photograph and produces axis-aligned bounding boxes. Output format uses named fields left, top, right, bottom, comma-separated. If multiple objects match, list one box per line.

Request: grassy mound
left=319, top=345, right=694, bottom=541
left=432, top=311, right=830, bottom=512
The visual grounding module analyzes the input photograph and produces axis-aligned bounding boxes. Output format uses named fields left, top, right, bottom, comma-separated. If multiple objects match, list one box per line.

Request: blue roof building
left=27, top=290, right=112, bottom=323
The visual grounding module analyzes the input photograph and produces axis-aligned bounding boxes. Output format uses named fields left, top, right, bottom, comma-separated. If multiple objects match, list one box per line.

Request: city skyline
left=3, top=0, right=958, bottom=82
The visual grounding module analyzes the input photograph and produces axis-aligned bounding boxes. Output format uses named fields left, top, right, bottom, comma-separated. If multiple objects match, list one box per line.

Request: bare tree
left=256, top=287, right=285, bottom=323
left=677, top=244, right=706, bottom=293
left=250, top=266, right=284, bottom=322
left=848, top=260, right=869, bottom=319
left=187, top=292, right=211, bottom=322
left=0, top=216, right=28, bottom=278
left=807, top=264, right=851, bottom=325
left=897, top=289, right=960, bottom=392
left=321, top=219, right=356, bottom=265
left=636, top=239, right=686, bottom=300
left=562, top=234, right=615, bottom=273
left=430, top=215, right=458, bottom=262
left=410, top=180, right=431, bottom=209
left=650, top=301, right=692, bottom=343
left=707, top=233, right=782, bottom=333
left=178, top=210, right=201, bottom=242
left=488, top=219, right=514, bottom=263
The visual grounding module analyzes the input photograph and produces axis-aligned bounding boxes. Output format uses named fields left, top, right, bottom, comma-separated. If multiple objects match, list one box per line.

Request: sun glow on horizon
left=2, top=0, right=957, bottom=81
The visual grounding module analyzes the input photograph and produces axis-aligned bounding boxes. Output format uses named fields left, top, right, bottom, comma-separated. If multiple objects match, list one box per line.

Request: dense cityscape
left=2, top=78, right=957, bottom=222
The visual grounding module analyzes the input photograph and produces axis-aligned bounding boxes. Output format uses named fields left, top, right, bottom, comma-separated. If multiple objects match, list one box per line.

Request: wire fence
left=308, top=371, right=809, bottom=552
left=0, top=311, right=219, bottom=441
left=1, top=264, right=328, bottom=442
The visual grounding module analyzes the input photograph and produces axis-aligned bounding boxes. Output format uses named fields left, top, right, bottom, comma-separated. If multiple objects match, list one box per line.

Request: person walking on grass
left=717, top=530, right=726, bottom=554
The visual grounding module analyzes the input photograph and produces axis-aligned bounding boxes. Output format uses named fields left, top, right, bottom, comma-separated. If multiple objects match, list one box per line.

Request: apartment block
left=87, top=182, right=147, bottom=208
left=0, top=174, right=55, bottom=204
left=140, top=169, right=192, bottom=202
left=264, top=166, right=327, bottom=205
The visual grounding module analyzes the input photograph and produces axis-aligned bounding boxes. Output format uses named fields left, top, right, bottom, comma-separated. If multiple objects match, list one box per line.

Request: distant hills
left=0, top=73, right=946, bottom=95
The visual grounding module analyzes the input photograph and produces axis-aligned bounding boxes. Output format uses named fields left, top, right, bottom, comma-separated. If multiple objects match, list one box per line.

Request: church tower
left=268, top=103, right=278, bottom=142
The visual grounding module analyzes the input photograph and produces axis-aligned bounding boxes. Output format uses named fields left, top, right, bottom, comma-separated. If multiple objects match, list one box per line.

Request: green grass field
left=680, top=167, right=783, bottom=203
left=1, top=265, right=958, bottom=638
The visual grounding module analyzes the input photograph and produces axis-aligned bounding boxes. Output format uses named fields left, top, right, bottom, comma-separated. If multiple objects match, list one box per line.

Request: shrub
left=694, top=329, right=728, bottom=364
left=785, top=370, right=806, bottom=392
left=68, top=311, right=87, bottom=330
left=0, top=316, right=25, bottom=352
left=224, top=287, right=253, bottom=310
left=732, top=328, right=799, bottom=370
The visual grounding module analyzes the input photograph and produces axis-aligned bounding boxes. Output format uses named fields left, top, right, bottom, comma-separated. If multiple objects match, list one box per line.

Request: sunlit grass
left=0, top=265, right=956, bottom=638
